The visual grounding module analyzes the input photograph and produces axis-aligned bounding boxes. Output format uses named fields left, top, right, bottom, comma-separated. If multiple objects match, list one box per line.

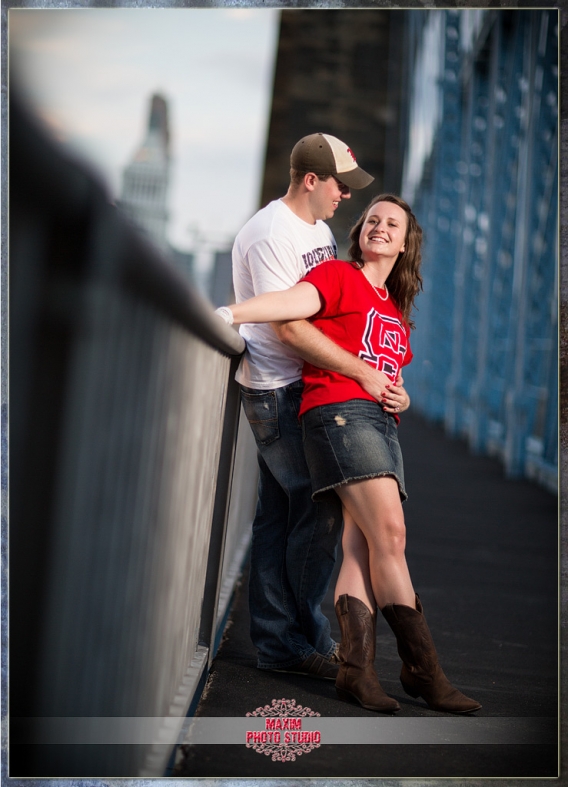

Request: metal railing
left=8, top=97, right=257, bottom=777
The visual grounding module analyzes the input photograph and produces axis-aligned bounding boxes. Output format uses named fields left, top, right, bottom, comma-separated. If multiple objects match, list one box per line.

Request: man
left=232, top=133, right=392, bottom=679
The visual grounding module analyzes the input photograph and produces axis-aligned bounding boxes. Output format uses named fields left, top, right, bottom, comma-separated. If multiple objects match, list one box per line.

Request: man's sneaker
left=267, top=652, right=340, bottom=681
left=328, top=643, right=341, bottom=664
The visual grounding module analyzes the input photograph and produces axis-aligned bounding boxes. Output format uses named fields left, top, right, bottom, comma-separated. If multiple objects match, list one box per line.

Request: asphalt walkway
left=174, top=412, right=559, bottom=780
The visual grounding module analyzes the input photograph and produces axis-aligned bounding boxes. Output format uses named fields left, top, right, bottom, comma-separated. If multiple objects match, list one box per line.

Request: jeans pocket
left=241, top=389, right=280, bottom=446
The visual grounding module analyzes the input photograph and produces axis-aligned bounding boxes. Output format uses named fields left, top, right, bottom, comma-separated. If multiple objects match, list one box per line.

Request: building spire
left=148, top=93, right=170, bottom=158
left=118, top=93, right=171, bottom=252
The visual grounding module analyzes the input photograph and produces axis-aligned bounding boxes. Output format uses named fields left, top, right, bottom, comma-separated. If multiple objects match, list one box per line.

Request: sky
left=9, top=8, right=280, bottom=262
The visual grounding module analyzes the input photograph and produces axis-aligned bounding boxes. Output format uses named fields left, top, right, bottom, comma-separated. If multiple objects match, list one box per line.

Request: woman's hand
left=381, top=378, right=410, bottom=414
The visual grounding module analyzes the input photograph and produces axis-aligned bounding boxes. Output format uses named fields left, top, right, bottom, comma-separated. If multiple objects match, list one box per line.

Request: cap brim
left=337, top=168, right=374, bottom=189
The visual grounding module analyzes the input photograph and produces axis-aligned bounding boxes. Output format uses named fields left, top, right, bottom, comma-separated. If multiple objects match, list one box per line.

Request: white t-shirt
left=233, top=199, right=337, bottom=389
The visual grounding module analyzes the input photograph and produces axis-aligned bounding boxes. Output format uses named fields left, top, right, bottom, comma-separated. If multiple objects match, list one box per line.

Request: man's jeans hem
left=322, top=641, right=339, bottom=660
left=256, top=641, right=337, bottom=671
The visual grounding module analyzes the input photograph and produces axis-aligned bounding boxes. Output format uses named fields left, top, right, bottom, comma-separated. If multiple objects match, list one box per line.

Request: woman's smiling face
left=359, top=201, right=408, bottom=263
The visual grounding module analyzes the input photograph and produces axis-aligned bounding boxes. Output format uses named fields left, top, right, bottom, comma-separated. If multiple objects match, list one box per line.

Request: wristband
left=214, top=306, right=234, bottom=326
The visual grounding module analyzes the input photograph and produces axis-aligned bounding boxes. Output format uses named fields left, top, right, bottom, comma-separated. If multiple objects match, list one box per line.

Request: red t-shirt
left=298, top=259, right=413, bottom=418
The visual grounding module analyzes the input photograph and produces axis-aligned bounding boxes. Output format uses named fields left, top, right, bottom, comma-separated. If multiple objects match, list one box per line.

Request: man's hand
left=354, top=364, right=396, bottom=402
left=273, top=319, right=409, bottom=407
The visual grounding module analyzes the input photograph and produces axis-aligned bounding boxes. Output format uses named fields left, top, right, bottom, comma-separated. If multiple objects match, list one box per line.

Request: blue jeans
left=241, top=380, right=343, bottom=669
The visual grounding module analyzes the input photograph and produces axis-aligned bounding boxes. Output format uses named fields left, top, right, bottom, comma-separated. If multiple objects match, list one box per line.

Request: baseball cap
left=290, top=133, right=374, bottom=190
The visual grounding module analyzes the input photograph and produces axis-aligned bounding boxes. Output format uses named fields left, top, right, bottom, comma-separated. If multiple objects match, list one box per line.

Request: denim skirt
left=301, top=399, right=407, bottom=502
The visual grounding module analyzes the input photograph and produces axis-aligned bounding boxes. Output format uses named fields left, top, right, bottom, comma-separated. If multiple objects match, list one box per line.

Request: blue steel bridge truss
left=403, top=10, right=558, bottom=492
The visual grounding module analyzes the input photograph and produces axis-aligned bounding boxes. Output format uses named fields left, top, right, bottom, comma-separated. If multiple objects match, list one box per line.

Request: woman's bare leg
left=332, top=501, right=402, bottom=712
left=334, top=507, right=375, bottom=612
left=336, top=476, right=415, bottom=610
left=334, top=476, right=480, bottom=713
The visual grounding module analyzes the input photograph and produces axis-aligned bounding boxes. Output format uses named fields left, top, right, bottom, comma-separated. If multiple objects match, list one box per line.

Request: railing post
left=199, top=354, right=243, bottom=662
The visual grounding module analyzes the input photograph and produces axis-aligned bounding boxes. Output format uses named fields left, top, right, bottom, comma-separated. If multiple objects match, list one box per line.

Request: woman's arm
left=218, top=281, right=322, bottom=325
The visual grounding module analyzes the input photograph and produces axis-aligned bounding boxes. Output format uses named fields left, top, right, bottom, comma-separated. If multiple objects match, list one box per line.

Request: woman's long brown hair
left=348, top=194, right=423, bottom=328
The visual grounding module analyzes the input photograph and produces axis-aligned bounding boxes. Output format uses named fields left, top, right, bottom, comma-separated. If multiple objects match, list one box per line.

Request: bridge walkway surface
left=174, top=412, right=559, bottom=780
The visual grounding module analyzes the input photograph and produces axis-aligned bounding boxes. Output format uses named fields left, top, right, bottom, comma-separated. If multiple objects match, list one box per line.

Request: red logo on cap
left=346, top=148, right=357, bottom=162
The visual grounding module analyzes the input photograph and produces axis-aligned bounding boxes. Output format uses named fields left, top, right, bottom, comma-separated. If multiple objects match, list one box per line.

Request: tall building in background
left=209, top=250, right=234, bottom=308
left=118, top=93, right=195, bottom=282
left=260, top=10, right=404, bottom=256
left=119, top=93, right=170, bottom=254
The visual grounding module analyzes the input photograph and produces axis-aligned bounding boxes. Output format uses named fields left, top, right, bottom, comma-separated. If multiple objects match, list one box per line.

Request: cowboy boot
left=335, top=594, right=400, bottom=713
left=381, top=594, right=481, bottom=713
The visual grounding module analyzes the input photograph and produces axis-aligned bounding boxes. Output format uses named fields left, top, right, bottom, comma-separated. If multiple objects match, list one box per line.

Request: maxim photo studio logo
left=245, top=698, right=321, bottom=762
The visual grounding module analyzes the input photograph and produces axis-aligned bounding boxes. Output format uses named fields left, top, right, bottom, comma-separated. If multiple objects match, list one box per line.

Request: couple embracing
left=216, top=133, right=480, bottom=715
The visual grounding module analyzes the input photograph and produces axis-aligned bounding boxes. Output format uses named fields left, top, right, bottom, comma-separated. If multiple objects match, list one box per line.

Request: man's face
left=310, top=175, right=351, bottom=221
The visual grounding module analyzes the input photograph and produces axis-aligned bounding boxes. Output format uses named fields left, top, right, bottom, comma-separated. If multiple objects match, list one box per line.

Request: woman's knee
left=375, top=517, right=407, bottom=555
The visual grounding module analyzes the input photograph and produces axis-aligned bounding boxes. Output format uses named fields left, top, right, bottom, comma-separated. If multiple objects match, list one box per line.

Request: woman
left=216, top=194, right=481, bottom=715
